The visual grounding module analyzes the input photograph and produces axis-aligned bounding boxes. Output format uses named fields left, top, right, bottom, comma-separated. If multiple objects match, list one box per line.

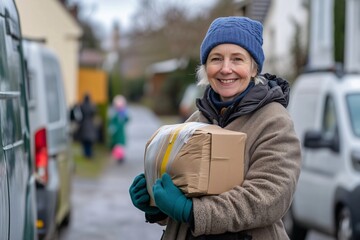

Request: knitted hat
left=200, top=16, right=265, bottom=73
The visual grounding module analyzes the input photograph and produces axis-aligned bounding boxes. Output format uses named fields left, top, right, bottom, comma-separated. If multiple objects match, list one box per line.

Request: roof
left=79, top=49, right=104, bottom=67
left=234, top=0, right=272, bottom=23
left=146, top=58, right=188, bottom=75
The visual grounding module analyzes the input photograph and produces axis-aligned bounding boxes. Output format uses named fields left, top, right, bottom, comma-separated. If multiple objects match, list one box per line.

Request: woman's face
left=206, top=44, right=257, bottom=102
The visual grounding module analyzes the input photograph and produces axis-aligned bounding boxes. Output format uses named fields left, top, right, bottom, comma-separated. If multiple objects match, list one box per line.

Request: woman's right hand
left=129, top=173, right=160, bottom=215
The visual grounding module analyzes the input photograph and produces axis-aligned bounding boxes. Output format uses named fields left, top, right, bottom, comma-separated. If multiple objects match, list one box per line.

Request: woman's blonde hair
left=196, top=59, right=264, bottom=86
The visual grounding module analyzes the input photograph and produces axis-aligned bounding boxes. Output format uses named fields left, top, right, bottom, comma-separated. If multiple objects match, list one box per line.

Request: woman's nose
left=220, top=60, right=233, bottom=74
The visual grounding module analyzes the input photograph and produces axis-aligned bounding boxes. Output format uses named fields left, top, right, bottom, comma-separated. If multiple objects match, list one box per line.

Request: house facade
left=15, top=0, right=83, bottom=106
left=235, top=0, right=309, bottom=80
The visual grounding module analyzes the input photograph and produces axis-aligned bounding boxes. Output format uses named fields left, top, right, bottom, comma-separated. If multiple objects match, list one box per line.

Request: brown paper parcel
left=144, top=122, right=246, bottom=205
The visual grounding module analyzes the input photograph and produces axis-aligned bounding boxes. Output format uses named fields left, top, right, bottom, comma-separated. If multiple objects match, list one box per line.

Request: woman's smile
left=218, top=78, right=237, bottom=84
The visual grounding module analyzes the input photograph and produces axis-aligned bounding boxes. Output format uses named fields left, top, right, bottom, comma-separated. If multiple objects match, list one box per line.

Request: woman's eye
left=210, top=57, right=222, bottom=62
left=233, top=57, right=243, bottom=62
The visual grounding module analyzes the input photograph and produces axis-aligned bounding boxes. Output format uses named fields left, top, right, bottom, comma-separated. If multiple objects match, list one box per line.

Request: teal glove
left=152, top=173, right=192, bottom=222
left=129, top=173, right=161, bottom=215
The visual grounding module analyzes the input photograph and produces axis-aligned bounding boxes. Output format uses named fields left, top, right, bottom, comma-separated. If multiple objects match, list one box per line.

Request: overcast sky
left=68, top=0, right=217, bottom=34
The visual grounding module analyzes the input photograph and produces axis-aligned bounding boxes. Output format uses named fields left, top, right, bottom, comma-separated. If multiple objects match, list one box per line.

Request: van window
left=24, top=60, right=35, bottom=107
left=42, top=55, right=61, bottom=123
left=0, top=20, right=5, bottom=80
left=347, top=94, right=360, bottom=137
left=322, top=95, right=337, bottom=140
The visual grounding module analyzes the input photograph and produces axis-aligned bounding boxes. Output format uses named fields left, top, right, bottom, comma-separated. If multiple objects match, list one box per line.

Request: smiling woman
left=129, top=16, right=302, bottom=240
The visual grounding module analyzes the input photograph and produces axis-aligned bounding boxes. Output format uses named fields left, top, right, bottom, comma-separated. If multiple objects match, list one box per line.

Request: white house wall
left=345, top=0, right=360, bottom=73
left=262, top=0, right=308, bottom=78
left=307, top=0, right=335, bottom=70
left=15, top=0, right=83, bottom=106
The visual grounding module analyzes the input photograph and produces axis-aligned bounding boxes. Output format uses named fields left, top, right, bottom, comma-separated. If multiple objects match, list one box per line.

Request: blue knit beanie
left=200, top=16, right=265, bottom=73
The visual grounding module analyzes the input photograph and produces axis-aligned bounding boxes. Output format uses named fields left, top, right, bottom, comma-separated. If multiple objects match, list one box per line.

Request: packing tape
left=160, top=123, right=188, bottom=176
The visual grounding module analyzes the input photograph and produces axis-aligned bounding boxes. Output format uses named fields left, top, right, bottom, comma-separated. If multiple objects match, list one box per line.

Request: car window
left=347, top=94, right=360, bottom=137
left=42, top=55, right=61, bottom=123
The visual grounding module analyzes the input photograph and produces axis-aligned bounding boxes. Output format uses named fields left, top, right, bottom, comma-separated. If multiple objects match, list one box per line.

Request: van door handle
left=4, top=9, right=20, bottom=40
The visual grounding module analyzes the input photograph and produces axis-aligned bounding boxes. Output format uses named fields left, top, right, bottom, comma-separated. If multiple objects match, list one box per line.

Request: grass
left=71, top=142, right=111, bottom=179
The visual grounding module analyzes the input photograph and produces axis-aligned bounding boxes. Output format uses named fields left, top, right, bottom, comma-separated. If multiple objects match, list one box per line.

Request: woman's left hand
left=152, top=173, right=193, bottom=222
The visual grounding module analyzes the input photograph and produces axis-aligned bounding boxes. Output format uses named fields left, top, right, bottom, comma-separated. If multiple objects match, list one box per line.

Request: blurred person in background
left=129, top=16, right=301, bottom=239
left=78, top=93, right=97, bottom=159
left=69, top=102, right=83, bottom=141
left=108, top=95, right=129, bottom=162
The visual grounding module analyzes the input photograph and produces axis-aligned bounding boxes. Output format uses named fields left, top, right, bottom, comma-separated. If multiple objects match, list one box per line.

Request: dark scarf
left=209, top=81, right=255, bottom=111
left=196, top=73, right=290, bottom=127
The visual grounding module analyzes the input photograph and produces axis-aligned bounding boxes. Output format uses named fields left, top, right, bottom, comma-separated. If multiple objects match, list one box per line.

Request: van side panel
left=41, top=54, right=73, bottom=227
left=290, top=91, right=320, bottom=141
left=288, top=73, right=357, bottom=235
left=41, top=54, right=69, bottom=154
left=0, top=0, right=37, bottom=239
left=2, top=24, right=26, bottom=240
left=0, top=6, right=10, bottom=240
left=288, top=74, right=331, bottom=232
left=24, top=40, right=73, bottom=238
left=0, top=135, right=9, bottom=240
left=2, top=5, right=25, bottom=238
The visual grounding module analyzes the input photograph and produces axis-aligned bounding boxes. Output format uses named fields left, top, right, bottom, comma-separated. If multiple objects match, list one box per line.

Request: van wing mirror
left=303, top=130, right=340, bottom=153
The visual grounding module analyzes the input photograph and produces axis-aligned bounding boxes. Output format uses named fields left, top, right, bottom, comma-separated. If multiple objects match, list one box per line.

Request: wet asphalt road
left=59, top=105, right=164, bottom=240
left=59, top=105, right=334, bottom=240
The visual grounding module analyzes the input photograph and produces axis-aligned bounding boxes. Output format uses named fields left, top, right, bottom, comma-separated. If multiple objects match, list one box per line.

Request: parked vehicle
left=23, top=39, right=74, bottom=240
left=284, top=1, right=360, bottom=239
left=286, top=71, right=360, bottom=240
left=0, top=0, right=38, bottom=239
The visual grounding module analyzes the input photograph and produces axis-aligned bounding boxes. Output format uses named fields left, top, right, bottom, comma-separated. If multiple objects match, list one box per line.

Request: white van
left=284, top=0, right=360, bottom=239
left=23, top=40, right=74, bottom=240
left=286, top=71, right=360, bottom=240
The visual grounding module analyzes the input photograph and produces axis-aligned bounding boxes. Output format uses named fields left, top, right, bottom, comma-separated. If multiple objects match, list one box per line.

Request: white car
left=286, top=71, right=360, bottom=240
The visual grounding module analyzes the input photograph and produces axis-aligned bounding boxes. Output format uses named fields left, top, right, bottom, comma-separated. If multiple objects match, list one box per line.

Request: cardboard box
left=144, top=122, right=246, bottom=204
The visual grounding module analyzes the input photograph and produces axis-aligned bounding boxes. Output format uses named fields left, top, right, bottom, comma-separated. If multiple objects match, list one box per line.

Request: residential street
left=59, top=105, right=165, bottom=240
left=59, top=104, right=334, bottom=240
